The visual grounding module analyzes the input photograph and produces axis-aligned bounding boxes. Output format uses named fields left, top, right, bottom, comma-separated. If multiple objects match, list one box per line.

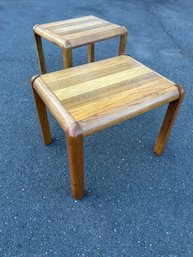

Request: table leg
left=66, top=124, right=84, bottom=199
left=154, top=85, right=185, bottom=155
left=88, top=43, right=95, bottom=63
left=119, top=27, right=128, bottom=55
left=31, top=81, right=52, bottom=145
left=62, top=48, right=72, bottom=68
left=33, top=32, right=47, bottom=74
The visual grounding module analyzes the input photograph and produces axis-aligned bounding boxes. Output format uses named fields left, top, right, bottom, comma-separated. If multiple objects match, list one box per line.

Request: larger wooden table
left=33, top=15, right=127, bottom=73
left=31, top=55, right=185, bottom=199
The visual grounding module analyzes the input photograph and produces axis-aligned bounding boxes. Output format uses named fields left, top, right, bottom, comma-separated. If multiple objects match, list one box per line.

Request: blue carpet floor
left=0, top=0, right=193, bottom=256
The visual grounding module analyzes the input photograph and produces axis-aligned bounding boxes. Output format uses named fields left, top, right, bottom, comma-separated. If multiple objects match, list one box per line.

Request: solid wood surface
left=40, top=55, right=180, bottom=136
left=34, top=16, right=127, bottom=48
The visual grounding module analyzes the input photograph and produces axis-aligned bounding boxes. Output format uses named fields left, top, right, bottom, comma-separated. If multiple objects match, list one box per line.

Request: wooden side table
left=31, top=55, right=185, bottom=199
left=33, top=15, right=128, bottom=74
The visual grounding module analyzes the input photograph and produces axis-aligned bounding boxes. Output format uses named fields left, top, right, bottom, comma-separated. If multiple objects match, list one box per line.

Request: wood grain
left=41, top=55, right=180, bottom=136
left=34, top=16, right=127, bottom=48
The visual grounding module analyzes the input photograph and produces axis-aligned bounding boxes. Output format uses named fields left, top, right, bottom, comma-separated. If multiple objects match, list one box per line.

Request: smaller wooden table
left=31, top=55, right=185, bottom=199
left=33, top=15, right=128, bottom=74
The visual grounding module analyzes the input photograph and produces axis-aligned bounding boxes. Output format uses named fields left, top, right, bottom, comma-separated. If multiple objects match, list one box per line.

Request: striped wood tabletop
left=34, top=15, right=127, bottom=48
left=33, top=55, right=180, bottom=136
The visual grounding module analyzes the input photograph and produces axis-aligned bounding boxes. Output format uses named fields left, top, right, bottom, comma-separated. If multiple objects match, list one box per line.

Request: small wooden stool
left=33, top=15, right=128, bottom=74
left=31, top=55, right=185, bottom=199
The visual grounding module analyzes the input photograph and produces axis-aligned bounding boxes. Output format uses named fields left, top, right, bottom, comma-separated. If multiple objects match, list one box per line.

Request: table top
left=34, top=15, right=127, bottom=48
left=33, top=55, right=179, bottom=136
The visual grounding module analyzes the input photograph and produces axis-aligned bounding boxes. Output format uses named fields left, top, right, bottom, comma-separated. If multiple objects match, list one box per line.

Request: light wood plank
left=66, top=27, right=124, bottom=48
left=53, top=20, right=110, bottom=34
left=42, top=15, right=96, bottom=28
left=61, top=73, right=159, bottom=109
left=61, top=24, right=121, bottom=40
left=47, top=17, right=99, bottom=30
left=53, top=67, right=155, bottom=100
left=44, top=61, right=139, bottom=90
